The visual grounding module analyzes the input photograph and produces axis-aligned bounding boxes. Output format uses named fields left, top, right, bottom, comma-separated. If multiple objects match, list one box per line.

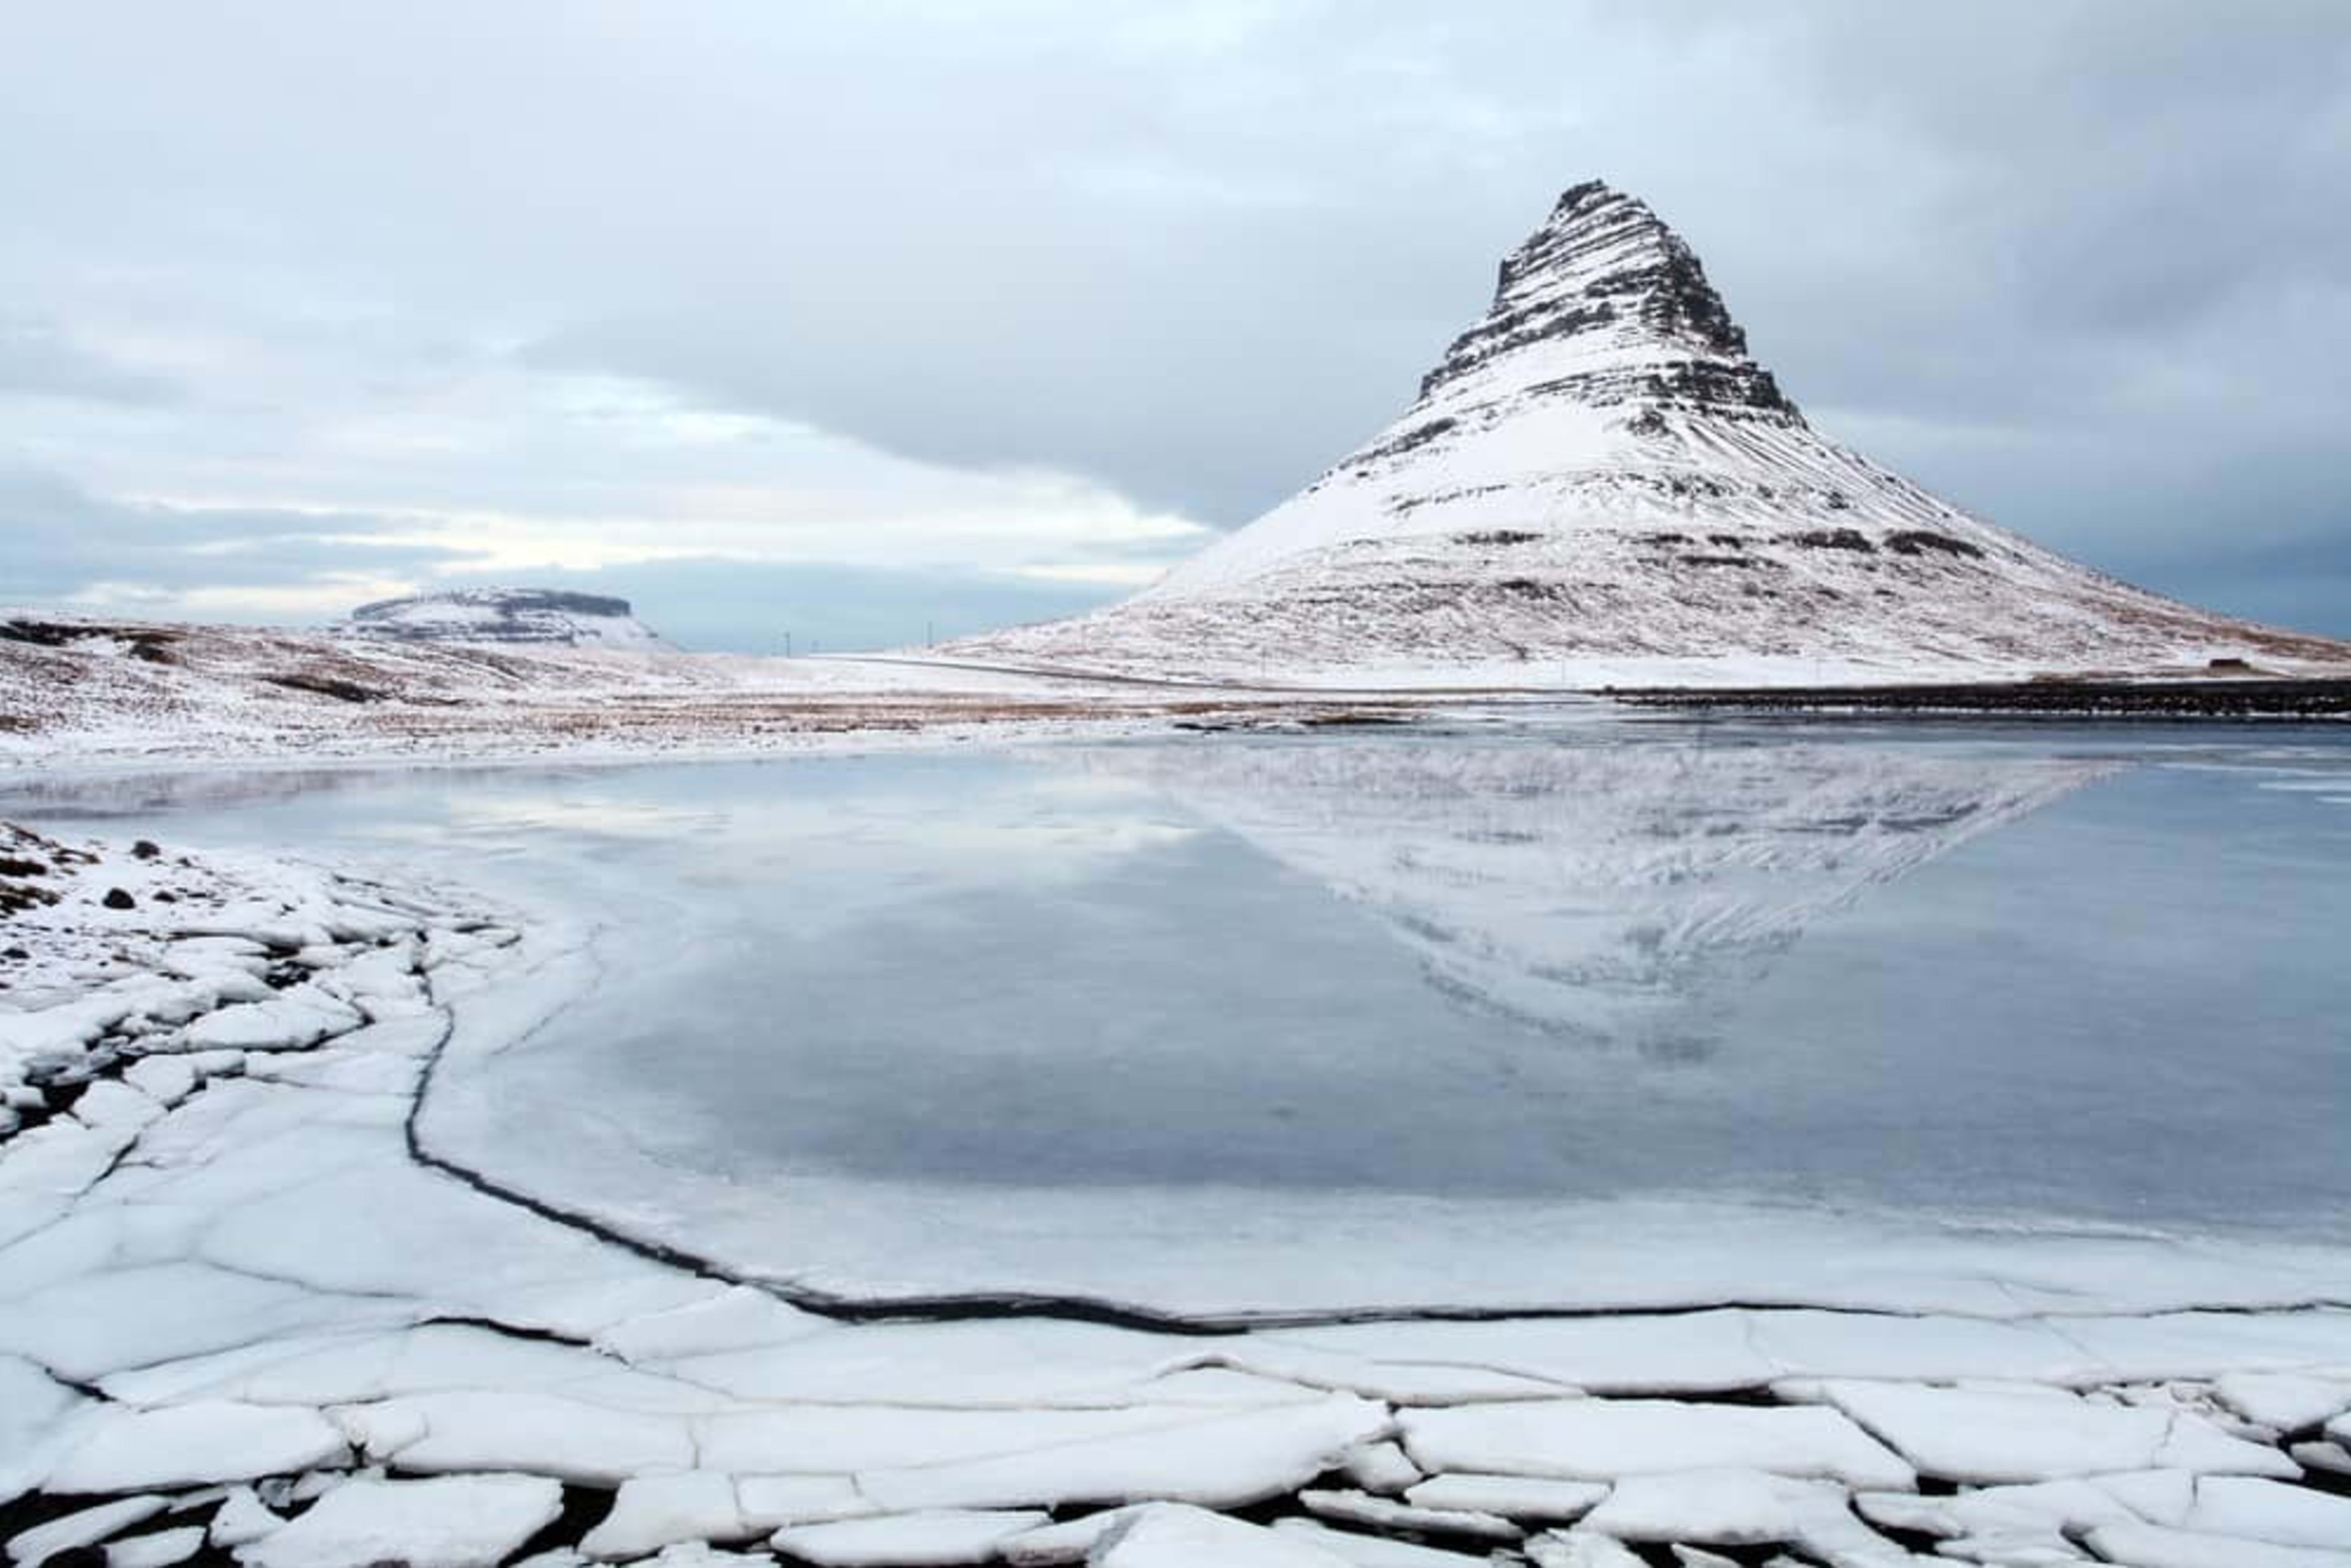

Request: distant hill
left=336, top=588, right=674, bottom=650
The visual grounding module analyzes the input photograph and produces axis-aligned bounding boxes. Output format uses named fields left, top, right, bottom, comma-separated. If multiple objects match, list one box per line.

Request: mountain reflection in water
left=1079, top=737, right=2111, bottom=1062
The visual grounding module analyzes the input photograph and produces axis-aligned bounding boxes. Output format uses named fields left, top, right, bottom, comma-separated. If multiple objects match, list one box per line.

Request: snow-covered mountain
left=336, top=588, right=674, bottom=650
left=950, top=181, right=2351, bottom=686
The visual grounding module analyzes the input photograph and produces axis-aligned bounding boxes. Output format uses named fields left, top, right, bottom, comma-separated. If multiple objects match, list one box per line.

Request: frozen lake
left=12, top=719, right=2350, bottom=1315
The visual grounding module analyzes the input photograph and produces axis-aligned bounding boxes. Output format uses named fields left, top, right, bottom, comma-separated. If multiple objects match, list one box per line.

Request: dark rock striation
left=1420, top=179, right=1798, bottom=421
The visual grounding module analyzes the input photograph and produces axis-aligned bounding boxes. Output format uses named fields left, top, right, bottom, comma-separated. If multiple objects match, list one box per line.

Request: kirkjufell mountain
left=951, top=181, right=2351, bottom=685
left=335, top=587, right=675, bottom=650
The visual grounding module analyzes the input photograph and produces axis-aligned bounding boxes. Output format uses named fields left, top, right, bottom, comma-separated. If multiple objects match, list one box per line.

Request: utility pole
left=783, top=631, right=792, bottom=658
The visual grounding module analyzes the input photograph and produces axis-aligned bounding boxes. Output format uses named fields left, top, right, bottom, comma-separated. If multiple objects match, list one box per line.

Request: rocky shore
left=1614, top=678, right=2351, bottom=721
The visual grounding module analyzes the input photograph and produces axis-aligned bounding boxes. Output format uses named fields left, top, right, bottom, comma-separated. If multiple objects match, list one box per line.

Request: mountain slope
left=948, top=181, right=2351, bottom=686
left=337, top=587, right=675, bottom=650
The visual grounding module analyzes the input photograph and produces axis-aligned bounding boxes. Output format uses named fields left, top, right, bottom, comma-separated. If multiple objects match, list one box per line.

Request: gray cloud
left=433, top=557, right=1122, bottom=655
left=509, top=2, right=2351, bottom=560
left=0, top=465, right=1123, bottom=645
left=0, top=468, right=476, bottom=602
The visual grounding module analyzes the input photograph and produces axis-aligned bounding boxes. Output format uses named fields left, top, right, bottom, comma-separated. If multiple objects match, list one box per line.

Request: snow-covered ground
left=5, top=743, right=2350, bottom=1566
left=2, top=611, right=1450, bottom=773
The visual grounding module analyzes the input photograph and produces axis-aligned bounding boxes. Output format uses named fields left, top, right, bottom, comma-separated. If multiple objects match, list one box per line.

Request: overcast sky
left=4, top=1, right=2347, bottom=651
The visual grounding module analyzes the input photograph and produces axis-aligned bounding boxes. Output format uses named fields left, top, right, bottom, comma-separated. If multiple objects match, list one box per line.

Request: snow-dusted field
left=2, top=612, right=1369, bottom=774
left=4, top=724, right=2350, bottom=1567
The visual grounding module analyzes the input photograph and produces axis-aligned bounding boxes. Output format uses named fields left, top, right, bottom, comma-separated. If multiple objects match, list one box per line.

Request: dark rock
left=131, top=840, right=162, bottom=860
left=0, top=620, right=181, bottom=664
left=1355, top=417, right=1460, bottom=464
left=0, top=620, right=83, bottom=648
left=0, top=883, right=58, bottom=915
left=102, top=888, right=137, bottom=910
left=1884, top=530, right=1986, bottom=560
left=1491, top=578, right=1559, bottom=600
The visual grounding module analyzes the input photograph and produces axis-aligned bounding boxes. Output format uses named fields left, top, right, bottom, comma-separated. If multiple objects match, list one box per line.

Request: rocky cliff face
left=337, top=588, right=673, bottom=650
left=948, top=182, right=2351, bottom=685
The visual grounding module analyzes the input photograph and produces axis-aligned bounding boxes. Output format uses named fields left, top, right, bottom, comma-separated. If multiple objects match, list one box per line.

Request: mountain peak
left=1417, top=178, right=1798, bottom=423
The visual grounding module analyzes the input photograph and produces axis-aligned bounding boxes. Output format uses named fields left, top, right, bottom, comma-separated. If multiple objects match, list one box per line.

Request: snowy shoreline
left=5, top=818, right=2351, bottom=1566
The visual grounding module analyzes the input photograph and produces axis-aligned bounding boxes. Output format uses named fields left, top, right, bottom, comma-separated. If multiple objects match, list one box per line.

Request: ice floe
left=578, top=1471, right=748, bottom=1559
left=7, top=1497, right=169, bottom=1568
left=43, top=1403, right=348, bottom=1493
left=1402, top=1472, right=1608, bottom=1521
left=1818, top=1381, right=2302, bottom=1484
left=204, top=1488, right=282, bottom=1550
left=236, top=1474, right=564, bottom=1568
left=1299, top=1486, right=1521, bottom=1540
left=2221, top=1372, right=2351, bottom=1434
left=853, top=1394, right=1389, bottom=1512
left=101, top=1526, right=204, bottom=1568
left=1092, top=1505, right=1350, bottom=1566
left=2178, top=1476, right=2351, bottom=1550
left=1267, top=1517, right=1496, bottom=1565
left=1400, top=1397, right=1914, bottom=1489
left=333, top=1390, right=692, bottom=1484
left=1524, top=1534, right=1648, bottom=1568
left=1579, top=1469, right=1869, bottom=1550
left=1338, top=1440, right=1423, bottom=1495
left=767, top=1509, right=1050, bottom=1566
left=2078, top=1520, right=2351, bottom=1567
